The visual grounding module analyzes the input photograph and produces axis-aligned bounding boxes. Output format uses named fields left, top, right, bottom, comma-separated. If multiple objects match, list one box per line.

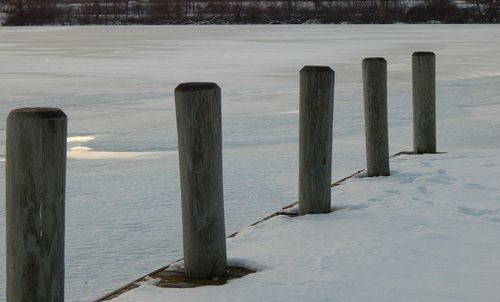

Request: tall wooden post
left=175, top=82, right=227, bottom=279
left=413, top=51, right=436, bottom=154
left=6, top=107, right=67, bottom=302
left=299, top=66, right=335, bottom=215
left=363, top=58, right=390, bottom=177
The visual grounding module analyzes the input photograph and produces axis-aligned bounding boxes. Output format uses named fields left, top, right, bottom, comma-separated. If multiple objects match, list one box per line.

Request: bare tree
left=467, top=0, right=499, bottom=22
left=1, top=0, right=62, bottom=25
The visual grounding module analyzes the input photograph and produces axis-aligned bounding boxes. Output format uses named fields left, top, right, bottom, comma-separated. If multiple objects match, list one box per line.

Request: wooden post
left=362, top=58, right=390, bottom=177
left=174, top=82, right=227, bottom=279
left=6, top=108, right=67, bottom=302
left=299, top=66, right=334, bottom=215
left=413, top=51, right=436, bottom=154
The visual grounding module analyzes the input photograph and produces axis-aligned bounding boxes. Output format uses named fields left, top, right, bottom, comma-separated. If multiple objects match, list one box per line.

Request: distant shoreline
left=1, top=0, right=498, bottom=26
left=1, top=20, right=497, bottom=26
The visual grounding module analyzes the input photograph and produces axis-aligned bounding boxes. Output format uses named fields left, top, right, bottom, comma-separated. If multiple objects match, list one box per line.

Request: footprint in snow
left=424, top=174, right=456, bottom=185
left=385, top=189, right=401, bottom=195
left=462, top=183, right=493, bottom=190
left=421, top=161, right=433, bottom=168
left=458, top=206, right=500, bottom=223
left=418, top=186, right=431, bottom=194
left=436, top=169, right=447, bottom=175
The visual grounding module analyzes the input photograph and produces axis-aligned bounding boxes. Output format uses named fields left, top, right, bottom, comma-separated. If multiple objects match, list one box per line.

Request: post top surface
left=8, top=107, right=66, bottom=119
left=300, top=65, right=334, bottom=73
left=175, top=82, right=220, bottom=92
left=363, top=57, right=387, bottom=63
left=413, top=51, right=435, bottom=57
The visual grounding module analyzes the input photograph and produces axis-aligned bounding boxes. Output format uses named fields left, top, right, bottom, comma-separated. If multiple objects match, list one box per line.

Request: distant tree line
left=0, top=0, right=498, bottom=25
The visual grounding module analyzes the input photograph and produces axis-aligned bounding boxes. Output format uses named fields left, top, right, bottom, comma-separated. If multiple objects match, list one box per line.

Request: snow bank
left=111, top=150, right=500, bottom=302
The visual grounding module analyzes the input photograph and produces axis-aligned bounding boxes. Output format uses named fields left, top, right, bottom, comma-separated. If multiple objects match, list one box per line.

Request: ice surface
left=67, top=135, right=96, bottom=143
left=0, top=24, right=499, bottom=301
left=111, top=150, right=500, bottom=302
left=67, top=135, right=171, bottom=159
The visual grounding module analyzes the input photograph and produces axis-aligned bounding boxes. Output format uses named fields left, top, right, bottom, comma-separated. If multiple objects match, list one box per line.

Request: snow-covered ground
left=112, top=150, right=500, bottom=302
left=0, top=24, right=499, bottom=301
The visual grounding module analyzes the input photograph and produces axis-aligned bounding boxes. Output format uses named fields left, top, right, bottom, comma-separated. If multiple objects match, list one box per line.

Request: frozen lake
left=0, top=24, right=499, bottom=301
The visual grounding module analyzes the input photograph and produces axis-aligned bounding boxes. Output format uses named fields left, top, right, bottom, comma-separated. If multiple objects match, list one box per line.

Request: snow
left=0, top=24, right=499, bottom=301
left=112, top=151, right=500, bottom=302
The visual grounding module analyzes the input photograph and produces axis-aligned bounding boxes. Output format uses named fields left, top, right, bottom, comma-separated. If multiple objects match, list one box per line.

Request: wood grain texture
left=6, top=107, right=67, bottom=302
left=363, top=58, right=390, bottom=177
left=413, top=52, right=436, bottom=154
left=175, top=83, right=227, bottom=279
left=299, top=66, right=334, bottom=215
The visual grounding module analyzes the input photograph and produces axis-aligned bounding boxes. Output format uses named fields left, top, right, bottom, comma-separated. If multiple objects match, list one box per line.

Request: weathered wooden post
left=413, top=51, right=436, bottom=154
left=6, top=108, right=67, bottom=302
left=175, top=82, right=227, bottom=279
left=299, top=66, right=334, bottom=215
left=363, top=58, right=390, bottom=177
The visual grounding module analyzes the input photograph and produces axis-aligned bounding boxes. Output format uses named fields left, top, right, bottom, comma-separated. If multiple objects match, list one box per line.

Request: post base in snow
left=151, top=266, right=255, bottom=288
left=95, top=266, right=255, bottom=301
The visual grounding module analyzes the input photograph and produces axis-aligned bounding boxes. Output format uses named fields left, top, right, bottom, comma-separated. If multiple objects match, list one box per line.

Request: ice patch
left=66, top=135, right=176, bottom=160
left=471, top=72, right=500, bottom=78
left=67, top=146, right=174, bottom=160
left=67, top=135, right=96, bottom=143
left=277, top=110, right=299, bottom=115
